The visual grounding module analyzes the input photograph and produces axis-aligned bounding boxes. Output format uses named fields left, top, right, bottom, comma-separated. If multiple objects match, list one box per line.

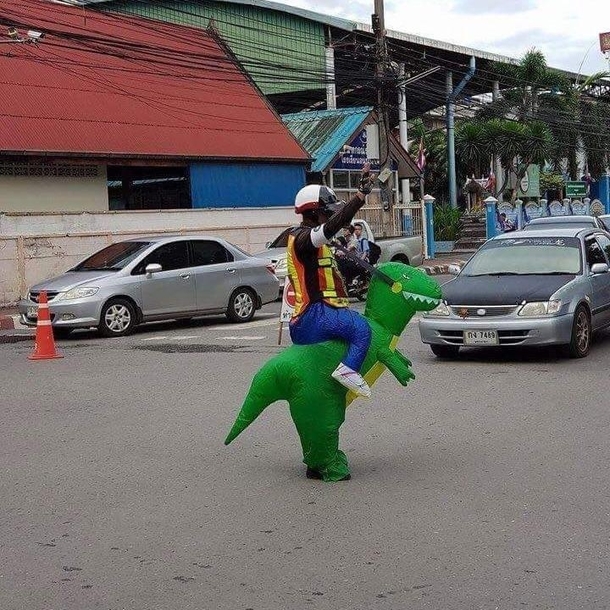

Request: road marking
left=142, top=336, right=168, bottom=341
left=224, top=318, right=280, bottom=331
left=219, top=335, right=266, bottom=340
left=172, top=335, right=199, bottom=340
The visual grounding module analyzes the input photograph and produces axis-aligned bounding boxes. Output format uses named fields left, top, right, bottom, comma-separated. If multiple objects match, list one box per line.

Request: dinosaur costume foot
left=305, top=450, right=351, bottom=482
left=306, top=467, right=351, bottom=481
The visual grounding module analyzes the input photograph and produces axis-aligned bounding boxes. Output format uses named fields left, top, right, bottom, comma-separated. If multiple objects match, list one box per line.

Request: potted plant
left=433, top=204, right=461, bottom=252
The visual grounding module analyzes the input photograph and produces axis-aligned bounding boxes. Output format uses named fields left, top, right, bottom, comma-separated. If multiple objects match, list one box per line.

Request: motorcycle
left=346, top=270, right=371, bottom=301
left=334, top=247, right=371, bottom=301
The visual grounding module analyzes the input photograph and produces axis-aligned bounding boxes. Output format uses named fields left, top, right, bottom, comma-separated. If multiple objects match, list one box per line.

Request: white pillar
left=325, top=46, right=336, bottom=110
left=398, top=63, right=410, bottom=206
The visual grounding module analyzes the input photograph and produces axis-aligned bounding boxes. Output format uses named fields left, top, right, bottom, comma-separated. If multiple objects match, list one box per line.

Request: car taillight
left=266, top=264, right=276, bottom=276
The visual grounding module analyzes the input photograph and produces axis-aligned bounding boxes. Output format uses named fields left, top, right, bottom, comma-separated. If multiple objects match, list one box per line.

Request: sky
left=281, top=0, right=610, bottom=76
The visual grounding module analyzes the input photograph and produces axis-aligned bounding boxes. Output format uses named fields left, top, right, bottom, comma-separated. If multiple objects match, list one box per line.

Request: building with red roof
left=0, top=0, right=309, bottom=212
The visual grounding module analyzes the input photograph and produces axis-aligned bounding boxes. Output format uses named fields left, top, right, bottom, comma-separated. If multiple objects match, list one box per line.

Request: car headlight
left=58, top=287, right=100, bottom=301
left=274, top=257, right=287, bottom=271
left=518, top=300, right=562, bottom=317
left=425, top=301, right=450, bottom=317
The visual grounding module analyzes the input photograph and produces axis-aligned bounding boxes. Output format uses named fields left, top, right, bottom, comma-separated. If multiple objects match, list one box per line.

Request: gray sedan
left=18, top=235, right=279, bottom=337
left=419, top=227, right=610, bottom=358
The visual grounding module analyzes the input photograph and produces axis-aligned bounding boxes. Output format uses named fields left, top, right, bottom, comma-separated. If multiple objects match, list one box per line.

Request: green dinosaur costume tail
left=224, top=359, right=287, bottom=445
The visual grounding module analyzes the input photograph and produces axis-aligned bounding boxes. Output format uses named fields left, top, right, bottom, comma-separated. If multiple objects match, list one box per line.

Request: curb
left=421, top=260, right=466, bottom=276
left=0, top=313, right=27, bottom=331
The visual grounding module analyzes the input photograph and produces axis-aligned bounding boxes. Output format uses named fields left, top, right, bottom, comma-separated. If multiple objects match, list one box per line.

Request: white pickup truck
left=255, top=218, right=423, bottom=288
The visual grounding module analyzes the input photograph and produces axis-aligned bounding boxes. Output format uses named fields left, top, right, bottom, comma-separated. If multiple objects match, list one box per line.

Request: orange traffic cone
left=28, top=290, right=63, bottom=361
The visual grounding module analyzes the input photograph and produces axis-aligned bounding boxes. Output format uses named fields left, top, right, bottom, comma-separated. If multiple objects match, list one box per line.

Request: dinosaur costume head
left=366, top=262, right=442, bottom=336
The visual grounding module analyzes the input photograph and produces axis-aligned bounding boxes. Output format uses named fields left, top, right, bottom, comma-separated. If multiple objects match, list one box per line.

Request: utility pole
left=372, top=0, right=393, bottom=222
left=398, top=63, right=409, bottom=205
left=446, top=56, right=476, bottom=208
left=492, top=79, right=503, bottom=201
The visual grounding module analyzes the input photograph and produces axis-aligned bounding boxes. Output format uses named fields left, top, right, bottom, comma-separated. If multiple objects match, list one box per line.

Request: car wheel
left=53, top=328, right=73, bottom=340
left=430, top=344, right=460, bottom=359
left=566, top=305, right=591, bottom=358
left=226, top=288, right=256, bottom=323
left=98, top=298, right=137, bottom=337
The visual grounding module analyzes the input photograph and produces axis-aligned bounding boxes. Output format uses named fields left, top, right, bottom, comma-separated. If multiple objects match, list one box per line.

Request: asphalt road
left=2, top=283, right=610, bottom=609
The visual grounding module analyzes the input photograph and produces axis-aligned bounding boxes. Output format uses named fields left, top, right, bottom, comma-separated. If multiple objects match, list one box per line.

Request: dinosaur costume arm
left=376, top=347, right=415, bottom=386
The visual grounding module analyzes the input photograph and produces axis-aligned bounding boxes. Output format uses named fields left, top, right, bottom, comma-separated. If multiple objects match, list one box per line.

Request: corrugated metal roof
left=65, top=0, right=522, bottom=67
left=0, top=0, right=309, bottom=161
left=281, top=107, right=372, bottom=172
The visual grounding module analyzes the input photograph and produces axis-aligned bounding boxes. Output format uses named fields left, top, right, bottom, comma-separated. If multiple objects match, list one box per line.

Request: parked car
left=18, top=235, right=279, bottom=337
left=419, top=227, right=610, bottom=359
left=256, top=218, right=423, bottom=289
left=523, top=215, right=610, bottom=231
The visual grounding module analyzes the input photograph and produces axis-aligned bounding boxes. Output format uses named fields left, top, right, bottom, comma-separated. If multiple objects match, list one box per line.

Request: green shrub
left=434, top=204, right=462, bottom=241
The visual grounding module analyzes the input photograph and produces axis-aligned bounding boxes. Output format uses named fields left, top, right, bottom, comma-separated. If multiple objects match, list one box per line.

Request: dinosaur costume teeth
left=402, top=291, right=441, bottom=308
left=225, top=262, right=442, bottom=482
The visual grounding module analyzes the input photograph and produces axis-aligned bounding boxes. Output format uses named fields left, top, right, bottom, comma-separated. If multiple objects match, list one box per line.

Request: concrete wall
left=0, top=167, right=108, bottom=212
left=0, top=207, right=295, bottom=305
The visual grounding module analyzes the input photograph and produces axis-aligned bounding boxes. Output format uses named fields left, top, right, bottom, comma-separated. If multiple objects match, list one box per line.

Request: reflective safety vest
left=287, top=230, right=349, bottom=317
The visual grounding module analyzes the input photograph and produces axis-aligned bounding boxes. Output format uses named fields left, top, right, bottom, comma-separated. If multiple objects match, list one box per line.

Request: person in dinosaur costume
left=225, top=262, right=442, bottom=482
left=287, top=164, right=377, bottom=398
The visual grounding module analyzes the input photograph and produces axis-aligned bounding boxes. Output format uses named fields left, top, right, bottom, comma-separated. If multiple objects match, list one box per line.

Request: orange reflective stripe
left=287, top=235, right=309, bottom=317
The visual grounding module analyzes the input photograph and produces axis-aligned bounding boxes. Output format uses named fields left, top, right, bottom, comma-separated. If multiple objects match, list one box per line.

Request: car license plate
left=464, top=330, right=498, bottom=345
left=27, top=306, right=38, bottom=318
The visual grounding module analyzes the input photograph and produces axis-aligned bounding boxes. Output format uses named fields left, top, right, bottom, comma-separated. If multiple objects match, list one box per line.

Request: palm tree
left=479, top=50, right=610, bottom=181
left=455, top=118, right=552, bottom=198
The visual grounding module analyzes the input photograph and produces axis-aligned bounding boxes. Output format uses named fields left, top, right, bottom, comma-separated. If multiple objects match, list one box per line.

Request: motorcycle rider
left=287, top=164, right=375, bottom=397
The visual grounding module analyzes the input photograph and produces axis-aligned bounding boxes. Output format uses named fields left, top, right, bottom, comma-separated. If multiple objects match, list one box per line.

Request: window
left=461, top=237, right=582, bottom=276
left=190, top=240, right=233, bottom=266
left=329, top=168, right=398, bottom=206
left=107, top=166, right=190, bottom=210
left=73, top=241, right=151, bottom=271
left=331, top=171, right=349, bottom=189
left=595, top=234, right=610, bottom=262
left=133, top=241, right=189, bottom=274
left=586, top=238, right=607, bottom=267
left=268, top=228, right=292, bottom=249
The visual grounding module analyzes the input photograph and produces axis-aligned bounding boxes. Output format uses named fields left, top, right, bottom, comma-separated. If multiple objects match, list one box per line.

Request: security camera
left=27, top=30, right=44, bottom=41
left=7, top=27, right=19, bottom=39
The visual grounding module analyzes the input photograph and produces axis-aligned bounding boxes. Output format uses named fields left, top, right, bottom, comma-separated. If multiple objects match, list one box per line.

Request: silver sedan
left=18, top=235, right=279, bottom=337
left=419, top=227, right=610, bottom=359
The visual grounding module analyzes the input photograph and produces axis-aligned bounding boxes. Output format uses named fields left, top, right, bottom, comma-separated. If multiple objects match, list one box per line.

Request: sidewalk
left=420, top=251, right=472, bottom=276
left=0, top=307, right=25, bottom=331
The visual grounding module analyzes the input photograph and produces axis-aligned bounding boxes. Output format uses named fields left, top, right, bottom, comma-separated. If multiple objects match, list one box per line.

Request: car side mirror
left=265, top=241, right=272, bottom=249
left=448, top=264, right=461, bottom=276
left=145, top=263, right=162, bottom=277
left=591, top=262, right=609, bottom=274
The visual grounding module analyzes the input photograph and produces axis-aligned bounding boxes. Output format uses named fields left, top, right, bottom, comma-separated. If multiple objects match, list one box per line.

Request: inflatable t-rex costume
left=225, top=262, right=442, bottom=481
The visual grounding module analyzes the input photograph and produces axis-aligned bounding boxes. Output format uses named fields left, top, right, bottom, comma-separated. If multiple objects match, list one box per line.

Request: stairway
left=453, top=213, right=487, bottom=255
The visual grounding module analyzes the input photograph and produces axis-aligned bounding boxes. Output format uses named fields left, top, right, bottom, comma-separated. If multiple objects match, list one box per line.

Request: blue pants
left=289, top=302, right=372, bottom=372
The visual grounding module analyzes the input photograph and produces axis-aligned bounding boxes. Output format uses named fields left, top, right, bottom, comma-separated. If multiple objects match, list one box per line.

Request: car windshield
left=268, top=228, right=293, bottom=248
left=72, top=241, right=151, bottom=271
left=462, top=237, right=582, bottom=276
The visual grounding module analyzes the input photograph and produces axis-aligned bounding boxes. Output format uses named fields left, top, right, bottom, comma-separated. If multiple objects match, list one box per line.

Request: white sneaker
left=331, top=363, right=371, bottom=398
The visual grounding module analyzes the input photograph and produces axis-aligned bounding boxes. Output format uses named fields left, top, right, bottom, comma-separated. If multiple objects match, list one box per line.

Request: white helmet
left=294, top=185, right=343, bottom=215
